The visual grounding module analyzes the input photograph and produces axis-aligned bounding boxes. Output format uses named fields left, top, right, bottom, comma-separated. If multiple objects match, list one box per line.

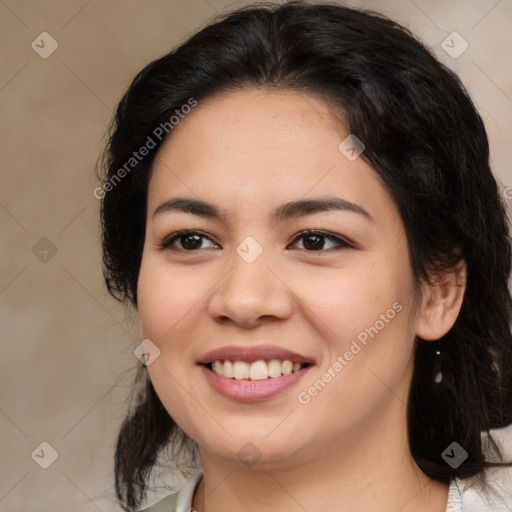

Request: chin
left=196, top=429, right=313, bottom=470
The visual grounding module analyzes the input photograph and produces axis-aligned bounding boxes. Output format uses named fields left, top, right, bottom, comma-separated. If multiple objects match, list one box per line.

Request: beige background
left=1, top=0, right=511, bottom=510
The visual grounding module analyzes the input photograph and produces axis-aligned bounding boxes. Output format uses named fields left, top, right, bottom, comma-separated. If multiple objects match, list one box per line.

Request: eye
left=160, top=229, right=354, bottom=253
left=288, top=230, right=354, bottom=252
left=160, top=230, right=219, bottom=251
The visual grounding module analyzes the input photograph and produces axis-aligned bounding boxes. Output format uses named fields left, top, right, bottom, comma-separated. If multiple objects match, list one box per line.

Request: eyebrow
left=152, top=196, right=372, bottom=224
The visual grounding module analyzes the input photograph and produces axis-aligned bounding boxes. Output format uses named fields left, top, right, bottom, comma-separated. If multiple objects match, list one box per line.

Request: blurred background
left=1, top=0, right=511, bottom=510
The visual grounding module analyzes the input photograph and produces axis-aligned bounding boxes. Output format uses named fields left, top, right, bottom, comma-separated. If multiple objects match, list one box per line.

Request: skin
left=137, top=88, right=466, bottom=512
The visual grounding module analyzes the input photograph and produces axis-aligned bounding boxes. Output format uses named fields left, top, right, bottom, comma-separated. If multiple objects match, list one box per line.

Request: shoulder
left=139, top=471, right=203, bottom=512
left=459, top=425, right=512, bottom=511
left=455, top=469, right=512, bottom=512
left=454, top=424, right=512, bottom=512
left=140, top=491, right=178, bottom=512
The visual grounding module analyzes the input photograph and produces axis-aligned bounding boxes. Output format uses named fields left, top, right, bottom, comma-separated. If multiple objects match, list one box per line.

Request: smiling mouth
left=205, top=359, right=312, bottom=380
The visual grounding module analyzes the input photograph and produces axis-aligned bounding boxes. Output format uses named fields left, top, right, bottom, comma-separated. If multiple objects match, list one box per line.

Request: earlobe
left=415, top=260, right=467, bottom=341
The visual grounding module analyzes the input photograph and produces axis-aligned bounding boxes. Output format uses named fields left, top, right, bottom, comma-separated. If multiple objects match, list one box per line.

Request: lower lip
left=200, top=365, right=312, bottom=402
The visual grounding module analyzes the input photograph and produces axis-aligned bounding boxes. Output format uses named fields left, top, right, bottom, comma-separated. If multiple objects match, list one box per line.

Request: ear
left=415, top=260, right=467, bottom=341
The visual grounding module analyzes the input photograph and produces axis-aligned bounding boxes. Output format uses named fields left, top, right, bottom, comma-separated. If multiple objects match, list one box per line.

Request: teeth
left=282, top=360, right=293, bottom=375
left=210, top=359, right=306, bottom=379
left=212, top=361, right=224, bottom=376
left=249, top=360, right=268, bottom=380
left=268, top=359, right=282, bottom=378
left=233, top=361, right=250, bottom=379
left=223, top=360, right=233, bottom=378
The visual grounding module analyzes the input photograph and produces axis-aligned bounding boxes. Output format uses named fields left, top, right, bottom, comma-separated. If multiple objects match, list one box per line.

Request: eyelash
left=159, top=229, right=354, bottom=253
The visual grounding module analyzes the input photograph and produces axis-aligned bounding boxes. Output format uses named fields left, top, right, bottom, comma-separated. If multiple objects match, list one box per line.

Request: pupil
left=304, top=234, right=323, bottom=250
left=183, top=234, right=201, bottom=250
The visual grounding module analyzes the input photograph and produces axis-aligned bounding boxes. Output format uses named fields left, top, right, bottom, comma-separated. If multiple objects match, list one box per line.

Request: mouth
left=197, top=345, right=315, bottom=401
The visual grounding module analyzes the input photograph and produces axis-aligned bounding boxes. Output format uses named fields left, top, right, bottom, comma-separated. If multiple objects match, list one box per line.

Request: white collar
left=174, top=470, right=203, bottom=512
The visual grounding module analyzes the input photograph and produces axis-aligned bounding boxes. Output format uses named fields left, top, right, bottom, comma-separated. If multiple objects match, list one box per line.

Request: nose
left=207, top=246, right=293, bottom=329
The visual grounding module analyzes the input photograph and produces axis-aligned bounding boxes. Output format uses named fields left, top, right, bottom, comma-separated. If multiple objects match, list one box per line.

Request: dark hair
left=98, top=1, right=512, bottom=510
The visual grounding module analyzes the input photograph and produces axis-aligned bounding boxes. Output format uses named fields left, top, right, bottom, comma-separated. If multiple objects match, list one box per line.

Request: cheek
left=294, top=256, right=416, bottom=401
left=137, top=255, right=205, bottom=344
left=137, top=257, right=208, bottom=433
left=294, top=257, right=410, bottom=345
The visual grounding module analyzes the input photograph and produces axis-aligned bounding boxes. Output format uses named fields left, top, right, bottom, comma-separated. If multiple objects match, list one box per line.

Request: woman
left=98, top=2, right=512, bottom=511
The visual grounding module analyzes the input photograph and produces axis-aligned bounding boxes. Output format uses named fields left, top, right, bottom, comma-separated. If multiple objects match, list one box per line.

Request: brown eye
left=160, top=229, right=353, bottom=254
left=290, top=230, right=353, bottom=252
left=161, top=230, right=218, bottom=251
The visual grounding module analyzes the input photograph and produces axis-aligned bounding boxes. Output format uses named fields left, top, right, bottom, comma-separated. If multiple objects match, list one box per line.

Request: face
left=137, top=88, right=421, bottom=469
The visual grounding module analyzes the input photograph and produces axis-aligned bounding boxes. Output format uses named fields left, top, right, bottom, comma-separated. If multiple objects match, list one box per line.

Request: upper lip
left=197, top=345, right=315, bottom=365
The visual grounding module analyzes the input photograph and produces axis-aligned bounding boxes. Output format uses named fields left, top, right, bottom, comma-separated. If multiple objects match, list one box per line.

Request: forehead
left=147, top=88, right=396, bottom=225
left=154, top=87, right=343, bottom=167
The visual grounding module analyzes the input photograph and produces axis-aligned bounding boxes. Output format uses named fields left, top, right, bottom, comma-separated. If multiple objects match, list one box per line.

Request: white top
left=141, top=472, right=464, bottom=511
